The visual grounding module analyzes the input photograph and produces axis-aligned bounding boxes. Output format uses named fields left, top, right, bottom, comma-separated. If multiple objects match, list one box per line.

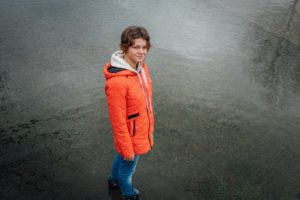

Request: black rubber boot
left=107, top=178, right=119, bottom=189
left=122, top=188, right=139, bottom=200
left=122, top=194, right=139, bottom=200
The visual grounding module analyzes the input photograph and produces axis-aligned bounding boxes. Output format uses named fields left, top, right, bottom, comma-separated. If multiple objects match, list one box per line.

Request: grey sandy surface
left=1, top=0, right=300, bottom=199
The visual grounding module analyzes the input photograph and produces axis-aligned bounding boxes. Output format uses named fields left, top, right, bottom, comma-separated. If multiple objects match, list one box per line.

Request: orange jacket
left=103, top=51, right=154, bottom=158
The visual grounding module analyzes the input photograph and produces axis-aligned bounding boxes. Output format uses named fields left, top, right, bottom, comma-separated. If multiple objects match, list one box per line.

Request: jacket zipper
left=146, top=107, right=152, bottom=149
left=133, top=120, right=136, bottom=137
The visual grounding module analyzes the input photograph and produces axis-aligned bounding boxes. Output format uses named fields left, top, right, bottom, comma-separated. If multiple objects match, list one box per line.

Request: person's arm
left=105, top=77, right=134, bottom=160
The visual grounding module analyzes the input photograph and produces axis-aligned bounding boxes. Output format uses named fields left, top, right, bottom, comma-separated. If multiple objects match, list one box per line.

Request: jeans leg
left=118, top=155, right=140, bottom=196
left=110, top=154, right=121, bottom=180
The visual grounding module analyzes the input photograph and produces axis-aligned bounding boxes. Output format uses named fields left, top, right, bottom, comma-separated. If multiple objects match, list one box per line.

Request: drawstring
left=136, top=63, right=152, bottom=113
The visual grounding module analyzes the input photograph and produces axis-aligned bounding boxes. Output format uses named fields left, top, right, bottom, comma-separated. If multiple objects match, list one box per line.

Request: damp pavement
left=1, top=0, right=300, bottom=199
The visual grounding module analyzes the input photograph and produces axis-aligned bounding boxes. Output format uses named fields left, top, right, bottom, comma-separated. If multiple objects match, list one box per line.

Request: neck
left=124, top=56, right=138, bottom=70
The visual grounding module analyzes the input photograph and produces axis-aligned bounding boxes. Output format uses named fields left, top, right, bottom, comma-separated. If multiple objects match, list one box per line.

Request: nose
left=137, top=48, right=143, bottom=54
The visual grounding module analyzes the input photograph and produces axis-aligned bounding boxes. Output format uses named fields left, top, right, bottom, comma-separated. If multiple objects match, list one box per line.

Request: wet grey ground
left=1, top=0, right=300, bottom=199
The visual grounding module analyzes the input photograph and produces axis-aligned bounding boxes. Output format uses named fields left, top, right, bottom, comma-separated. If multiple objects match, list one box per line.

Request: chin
left=136, top=58, right=144, bottom=62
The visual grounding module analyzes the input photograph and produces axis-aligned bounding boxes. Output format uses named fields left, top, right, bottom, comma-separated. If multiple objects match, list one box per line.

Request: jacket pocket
left=128, top=113, right=139, bottom=120
left=127, top=112, right=139, bottom=137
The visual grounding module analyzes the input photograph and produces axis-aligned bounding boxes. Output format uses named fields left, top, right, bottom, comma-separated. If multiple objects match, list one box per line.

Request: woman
left=103, top=26, right=154, bottom=200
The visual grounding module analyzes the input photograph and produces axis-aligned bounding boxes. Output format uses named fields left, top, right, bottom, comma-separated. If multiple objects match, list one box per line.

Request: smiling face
left=124, top=38, right=148, bottom=69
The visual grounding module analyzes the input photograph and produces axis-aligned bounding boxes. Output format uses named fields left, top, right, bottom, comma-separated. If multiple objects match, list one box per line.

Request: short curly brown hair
left=120, top=26, right=151, bottom=53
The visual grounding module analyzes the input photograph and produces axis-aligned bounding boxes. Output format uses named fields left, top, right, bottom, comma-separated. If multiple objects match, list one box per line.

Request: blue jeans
left=109, top=153, right=140, bottom=196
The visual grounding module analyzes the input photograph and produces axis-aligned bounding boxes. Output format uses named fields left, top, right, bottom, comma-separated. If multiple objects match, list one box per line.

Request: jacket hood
left=111, top=50, right=143, bottom=73
left=103, top=50, right=143, bottom=80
